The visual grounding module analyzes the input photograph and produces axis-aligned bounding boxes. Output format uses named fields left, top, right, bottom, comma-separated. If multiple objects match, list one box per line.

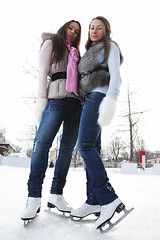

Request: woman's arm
left=38, top=39, right=53, bottom=99
left=34, top=39, right=53, bottom=126
left=106, top=42, right=121, bottom=100
left=98, top=42, right=122, bottom=127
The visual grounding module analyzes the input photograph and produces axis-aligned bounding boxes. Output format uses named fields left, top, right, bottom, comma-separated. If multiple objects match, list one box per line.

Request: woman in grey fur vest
left=71, top=16, right=125, bottom=230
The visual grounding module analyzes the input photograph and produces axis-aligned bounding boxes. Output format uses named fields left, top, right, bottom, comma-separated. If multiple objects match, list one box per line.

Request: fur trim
left=98, top=96, right=117, bottom=127
left=78, top=42, right=104, bottom=74
left=78, top=42, right=110, bottom=97
left=78, top=70, right=110, bottom=97
left=41, top=32, right=54, bottom=42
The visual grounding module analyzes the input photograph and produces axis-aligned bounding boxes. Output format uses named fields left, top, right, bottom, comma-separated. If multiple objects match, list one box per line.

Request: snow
left=0, top=163, right=160, bottom=240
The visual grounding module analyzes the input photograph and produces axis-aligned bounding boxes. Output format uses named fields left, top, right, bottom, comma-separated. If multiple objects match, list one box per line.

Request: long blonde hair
left=85, top=16, right=123, bottom=64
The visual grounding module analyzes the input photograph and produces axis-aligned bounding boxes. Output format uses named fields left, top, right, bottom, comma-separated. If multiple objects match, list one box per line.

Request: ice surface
left=0, top=164, right=160, bottom=240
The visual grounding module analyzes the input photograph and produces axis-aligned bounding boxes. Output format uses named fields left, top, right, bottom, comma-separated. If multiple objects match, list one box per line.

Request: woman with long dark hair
left=21, top=20, right=81, bottom=222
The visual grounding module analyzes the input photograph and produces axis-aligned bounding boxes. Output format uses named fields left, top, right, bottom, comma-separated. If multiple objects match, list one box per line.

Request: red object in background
left=140, top=151, right=145, bottom=169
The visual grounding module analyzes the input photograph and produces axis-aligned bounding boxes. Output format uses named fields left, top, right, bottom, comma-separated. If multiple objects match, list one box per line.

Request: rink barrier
left=0, top=156, right=31, bottom=168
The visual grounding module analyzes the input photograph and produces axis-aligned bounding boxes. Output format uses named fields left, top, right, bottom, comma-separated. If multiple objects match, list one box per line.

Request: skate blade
left=47, top=202, right=71, bottom=217
left=22, top=207, right=40, bottom=228
left=99, top=207, right=134, bottom=233
left=23, top=219, right=33, bottom=228
left=70, top=212, right=100, bottom=221
left=70, top=215, right=83, bottom=221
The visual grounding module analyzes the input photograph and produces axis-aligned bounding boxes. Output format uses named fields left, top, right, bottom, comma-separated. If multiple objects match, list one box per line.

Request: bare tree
left=118, top=84, right=148, bottom=162
left=23, top=37, right=40, bottom=81
left=109, top=137, right=123, bottom=162
left=16, top=38, right=41, bottom=148
left=0, top=128, right=6, bottom=143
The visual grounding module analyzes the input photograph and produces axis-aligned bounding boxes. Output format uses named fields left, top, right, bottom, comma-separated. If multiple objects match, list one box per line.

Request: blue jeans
left=28, top=98, right=81, bottom=197
left=78, top=92, right=118, bottom=206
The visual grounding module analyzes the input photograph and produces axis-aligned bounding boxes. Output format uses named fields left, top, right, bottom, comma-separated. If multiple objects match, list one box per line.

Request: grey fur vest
left=78, top=42, right=110, bottom=97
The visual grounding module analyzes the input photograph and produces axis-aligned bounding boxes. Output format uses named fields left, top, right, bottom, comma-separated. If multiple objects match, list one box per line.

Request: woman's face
left=89, top=19, right=106, bottom=42
left=66, top=22, right=80, bottom=43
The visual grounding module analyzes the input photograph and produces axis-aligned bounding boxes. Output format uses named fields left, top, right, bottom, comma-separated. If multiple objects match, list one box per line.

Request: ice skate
left=95, top=198, right=125, bottom=229
left=21, top=197, right=41, bottom=227
left=71, top=203, right=101, bottom=219
left=47, top=194, right=72, bottom=213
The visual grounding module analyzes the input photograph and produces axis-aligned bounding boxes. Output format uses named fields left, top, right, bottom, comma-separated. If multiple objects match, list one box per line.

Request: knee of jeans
left=33, top=140, right=52, bottom=152
left=59, top=144, right=74, bottom=155
left=78, top=141, right=93, bottom=154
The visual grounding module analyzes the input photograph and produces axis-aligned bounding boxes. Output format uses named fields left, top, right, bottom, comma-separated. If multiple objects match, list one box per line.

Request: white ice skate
left=95, top=198, right=134, bottom=232
left=47, top=194, right=72, bottom=213
left=71, top=203, right=101, bottom=219
left=95, top=198, right=124, bottom=229
left=21, top=197, right=41, bottom=227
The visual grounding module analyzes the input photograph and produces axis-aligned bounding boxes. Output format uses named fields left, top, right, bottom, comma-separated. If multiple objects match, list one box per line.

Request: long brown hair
left=85, top=16, right=123, bottom=64
left=41, top=20, right=81, bottom=64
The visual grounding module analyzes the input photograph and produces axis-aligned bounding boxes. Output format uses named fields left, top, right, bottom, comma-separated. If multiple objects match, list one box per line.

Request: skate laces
left=78, top=203, right=89, bottom=211
left=58, top=195, right=69, bottom=206
left=101, top=205, right=108, bottom=216
left=26, top=198, right=39, bottom=210
left=100, top=199, right=121, bottom=217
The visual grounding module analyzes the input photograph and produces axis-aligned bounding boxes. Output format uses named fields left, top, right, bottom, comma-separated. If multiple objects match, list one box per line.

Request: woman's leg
left=85, top=132, right=102, bottom=205
left=27, top=99, right=69, bottom=198
left=21, top=99, right=67, bottom=220
left=78, top=92, right=118, bottom=206
left=50, top=99, right=81, bottom=194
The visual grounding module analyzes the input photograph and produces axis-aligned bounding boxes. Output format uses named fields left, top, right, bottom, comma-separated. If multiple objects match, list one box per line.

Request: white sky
left=0, top=0, right=160, bottom=151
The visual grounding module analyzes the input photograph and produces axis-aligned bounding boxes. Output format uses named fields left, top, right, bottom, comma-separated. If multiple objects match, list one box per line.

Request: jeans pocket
left=85, top=96, right=96, bottom=103
left=85, top=92, right=106, bottom=104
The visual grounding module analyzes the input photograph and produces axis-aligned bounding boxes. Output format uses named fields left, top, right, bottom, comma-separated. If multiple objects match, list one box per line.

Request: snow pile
left=0, top=156, right=30, bottom=168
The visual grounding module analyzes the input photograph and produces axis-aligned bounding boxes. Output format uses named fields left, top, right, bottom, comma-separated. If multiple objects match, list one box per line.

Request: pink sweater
left=38, top=40, right=53, bottom=99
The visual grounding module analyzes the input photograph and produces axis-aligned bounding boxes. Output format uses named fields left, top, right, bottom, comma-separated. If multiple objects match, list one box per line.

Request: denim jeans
left=28, top=98, right=81, bottom=197
left=78, top=92, right=118, bottom=205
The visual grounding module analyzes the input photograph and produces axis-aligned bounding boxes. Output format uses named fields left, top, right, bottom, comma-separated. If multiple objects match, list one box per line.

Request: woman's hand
left=98, top=96, right=117, bottom=127
left=34, top=98, right=48, bottom=125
